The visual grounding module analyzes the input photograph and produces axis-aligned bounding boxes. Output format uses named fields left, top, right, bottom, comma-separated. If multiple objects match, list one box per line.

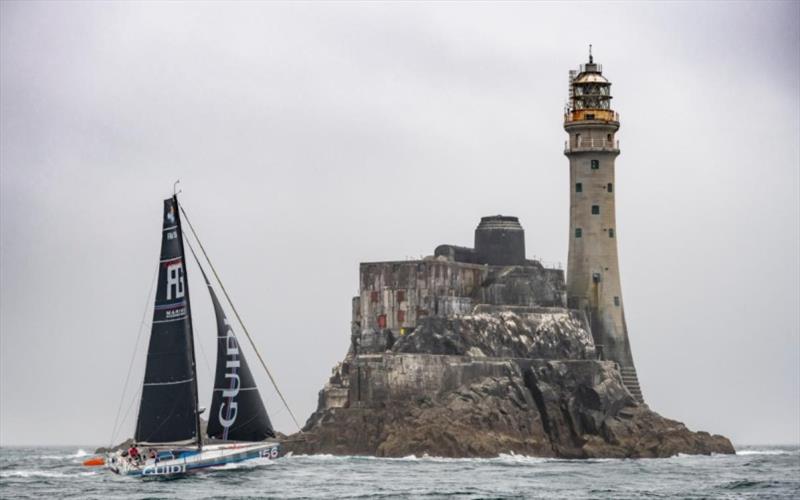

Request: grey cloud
left=1, top=1, right=798, bottom=446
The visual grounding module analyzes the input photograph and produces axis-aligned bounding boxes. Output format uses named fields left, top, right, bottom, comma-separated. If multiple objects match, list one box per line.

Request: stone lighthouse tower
left=564, top=50, right=643, bottom=402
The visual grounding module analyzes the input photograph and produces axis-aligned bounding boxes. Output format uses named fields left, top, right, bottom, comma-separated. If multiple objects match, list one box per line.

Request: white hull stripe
left=212, top=387, right=258, bottom=392
left=153, top=316, right=187, bottom=324
left=144, top=377, right=194, bottom=387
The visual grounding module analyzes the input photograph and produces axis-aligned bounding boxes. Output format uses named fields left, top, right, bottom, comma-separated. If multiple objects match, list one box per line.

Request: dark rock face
left=289, top=311, right=734, bottom=459
left=294, top=374, right=553, bottom=458
left=522, top=360, right=733, bottom=458
left=291, top=357, right=553, bottom=458
left=287, top=354, right=734, bottom=459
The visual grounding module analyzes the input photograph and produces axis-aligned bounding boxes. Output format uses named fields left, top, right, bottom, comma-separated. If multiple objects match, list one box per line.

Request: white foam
left=288, top=453, right=556, bottom=464
left=736, top=449, right=795, bottom=456
left=494, top=453, right=555, bottom=464
left=210, top=457, right=276, bottom=470
left=31, top=450, right=92, bottom=461
left=288, top=453, right=354, bottom=461
left=1, top=470, right=98, bottom=479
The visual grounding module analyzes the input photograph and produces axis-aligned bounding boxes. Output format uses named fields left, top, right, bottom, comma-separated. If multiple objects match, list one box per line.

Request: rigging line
left=195, top=328, right=214, bottom=383
left=116, top=384, right=142, bottom=446
left=178, top=203, right=303, bottom=431
left=109, top=264, right=159, bottom=448
left=182, top=237, right=220, bottom=379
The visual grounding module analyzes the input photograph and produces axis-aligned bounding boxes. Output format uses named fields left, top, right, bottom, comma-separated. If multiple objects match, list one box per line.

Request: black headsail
left=199, top=264, right=275, bottom=441
left=135, top=197, right=202, bottom=446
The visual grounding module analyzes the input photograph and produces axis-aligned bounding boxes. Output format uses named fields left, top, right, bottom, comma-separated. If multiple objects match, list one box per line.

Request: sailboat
left=106, top=194, right=283, bottom=477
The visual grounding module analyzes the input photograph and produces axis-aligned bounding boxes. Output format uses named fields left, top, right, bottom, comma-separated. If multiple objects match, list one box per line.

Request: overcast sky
left=1, top=1, right=798, bottom=447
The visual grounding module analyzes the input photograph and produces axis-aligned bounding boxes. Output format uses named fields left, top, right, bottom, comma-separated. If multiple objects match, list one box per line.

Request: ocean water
left=0, top=446, right=798, bottom=499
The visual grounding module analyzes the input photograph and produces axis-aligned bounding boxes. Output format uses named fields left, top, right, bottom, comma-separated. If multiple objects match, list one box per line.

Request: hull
left=107, top=442, right=281, bottom=478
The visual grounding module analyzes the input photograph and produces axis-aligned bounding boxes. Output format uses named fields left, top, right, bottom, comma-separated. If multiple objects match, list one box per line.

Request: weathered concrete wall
left=355, top=259, right=566, bottom=352
left=358, top=259, right=485, bottom=333
left=349, top=354, right=516, bottom=408
left=481, top=264, right=565, bottom=307
left=352, top=215, right=567, bottom=360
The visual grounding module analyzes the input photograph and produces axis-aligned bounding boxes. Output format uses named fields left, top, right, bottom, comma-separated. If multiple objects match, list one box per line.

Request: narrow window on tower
left=614, top=296, right=620, bottom=306
left=607, top=183, right=613, bottom=193
left=591, top=159, right=599, bottom=170
left=576, top=183, right=583, bottom=193
left=609, top=228, right=615, bottom=238
left=592, top=205, right=600, bottom=215
left=575, top=228, right=582, bottom=238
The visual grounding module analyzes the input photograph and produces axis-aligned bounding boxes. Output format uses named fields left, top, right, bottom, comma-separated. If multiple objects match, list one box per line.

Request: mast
left=174, top=193, right=203, bottom=450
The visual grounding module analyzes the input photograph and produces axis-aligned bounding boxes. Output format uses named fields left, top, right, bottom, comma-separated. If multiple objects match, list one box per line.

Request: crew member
left=129, top=444, right=140, bottom=464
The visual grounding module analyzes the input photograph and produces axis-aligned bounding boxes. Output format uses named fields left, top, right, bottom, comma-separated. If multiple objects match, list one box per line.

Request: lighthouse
left=564, top=49, right=643, bottom=402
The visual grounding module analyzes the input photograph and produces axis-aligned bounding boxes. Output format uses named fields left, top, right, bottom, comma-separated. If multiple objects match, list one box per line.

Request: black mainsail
left=135, top=197, right=201, bottom=446
left=201, top=267, right=275, bottom=441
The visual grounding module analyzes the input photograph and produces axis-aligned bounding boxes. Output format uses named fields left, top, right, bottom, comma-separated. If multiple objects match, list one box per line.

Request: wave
left=289, top=452, right=762, bottom=465
left=1, top=470, right=99, bottom=479
left=722, top=479, right=786, bottom=490
left=736, top=449, right=797, bottom=456
left=287, top=452, right=558, bottom=465
left=671, top=452, right=730, bottom=459
left=209, top=457, right=277, bottom=471
left=37, top=449, right=93, bottom=461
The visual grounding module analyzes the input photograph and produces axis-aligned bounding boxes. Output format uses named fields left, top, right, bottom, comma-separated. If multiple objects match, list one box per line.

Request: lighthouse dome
left=573, top=72, right=609, bottom=84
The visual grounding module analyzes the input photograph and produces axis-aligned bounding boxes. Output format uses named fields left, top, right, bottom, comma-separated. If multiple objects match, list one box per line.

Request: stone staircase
left=620, top=366, right=644, bottom=403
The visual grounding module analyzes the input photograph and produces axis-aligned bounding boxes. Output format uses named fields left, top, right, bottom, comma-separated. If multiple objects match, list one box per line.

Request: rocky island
left=285, top=216, right=734, bottom=458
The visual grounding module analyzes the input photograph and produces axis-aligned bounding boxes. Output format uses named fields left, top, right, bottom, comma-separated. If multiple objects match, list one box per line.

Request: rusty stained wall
left=358, top=260, right=486, bottom=334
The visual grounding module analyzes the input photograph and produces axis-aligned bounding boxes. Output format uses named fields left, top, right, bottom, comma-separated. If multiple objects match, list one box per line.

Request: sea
left=0, top=446, right=798, bottom=499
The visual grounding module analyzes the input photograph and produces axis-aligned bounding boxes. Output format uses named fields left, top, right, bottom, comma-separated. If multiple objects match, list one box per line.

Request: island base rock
left=286, top=354, right=733, bottom=459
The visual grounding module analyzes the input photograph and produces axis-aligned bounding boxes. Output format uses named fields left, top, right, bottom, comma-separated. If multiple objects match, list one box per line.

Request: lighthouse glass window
left=591, top=159, right=599, bottom=170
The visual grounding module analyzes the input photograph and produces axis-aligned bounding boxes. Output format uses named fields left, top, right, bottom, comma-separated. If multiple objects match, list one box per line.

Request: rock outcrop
left=287, top=312, right=734, bottom=458
left=393, top=310, right=594, bottom=360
